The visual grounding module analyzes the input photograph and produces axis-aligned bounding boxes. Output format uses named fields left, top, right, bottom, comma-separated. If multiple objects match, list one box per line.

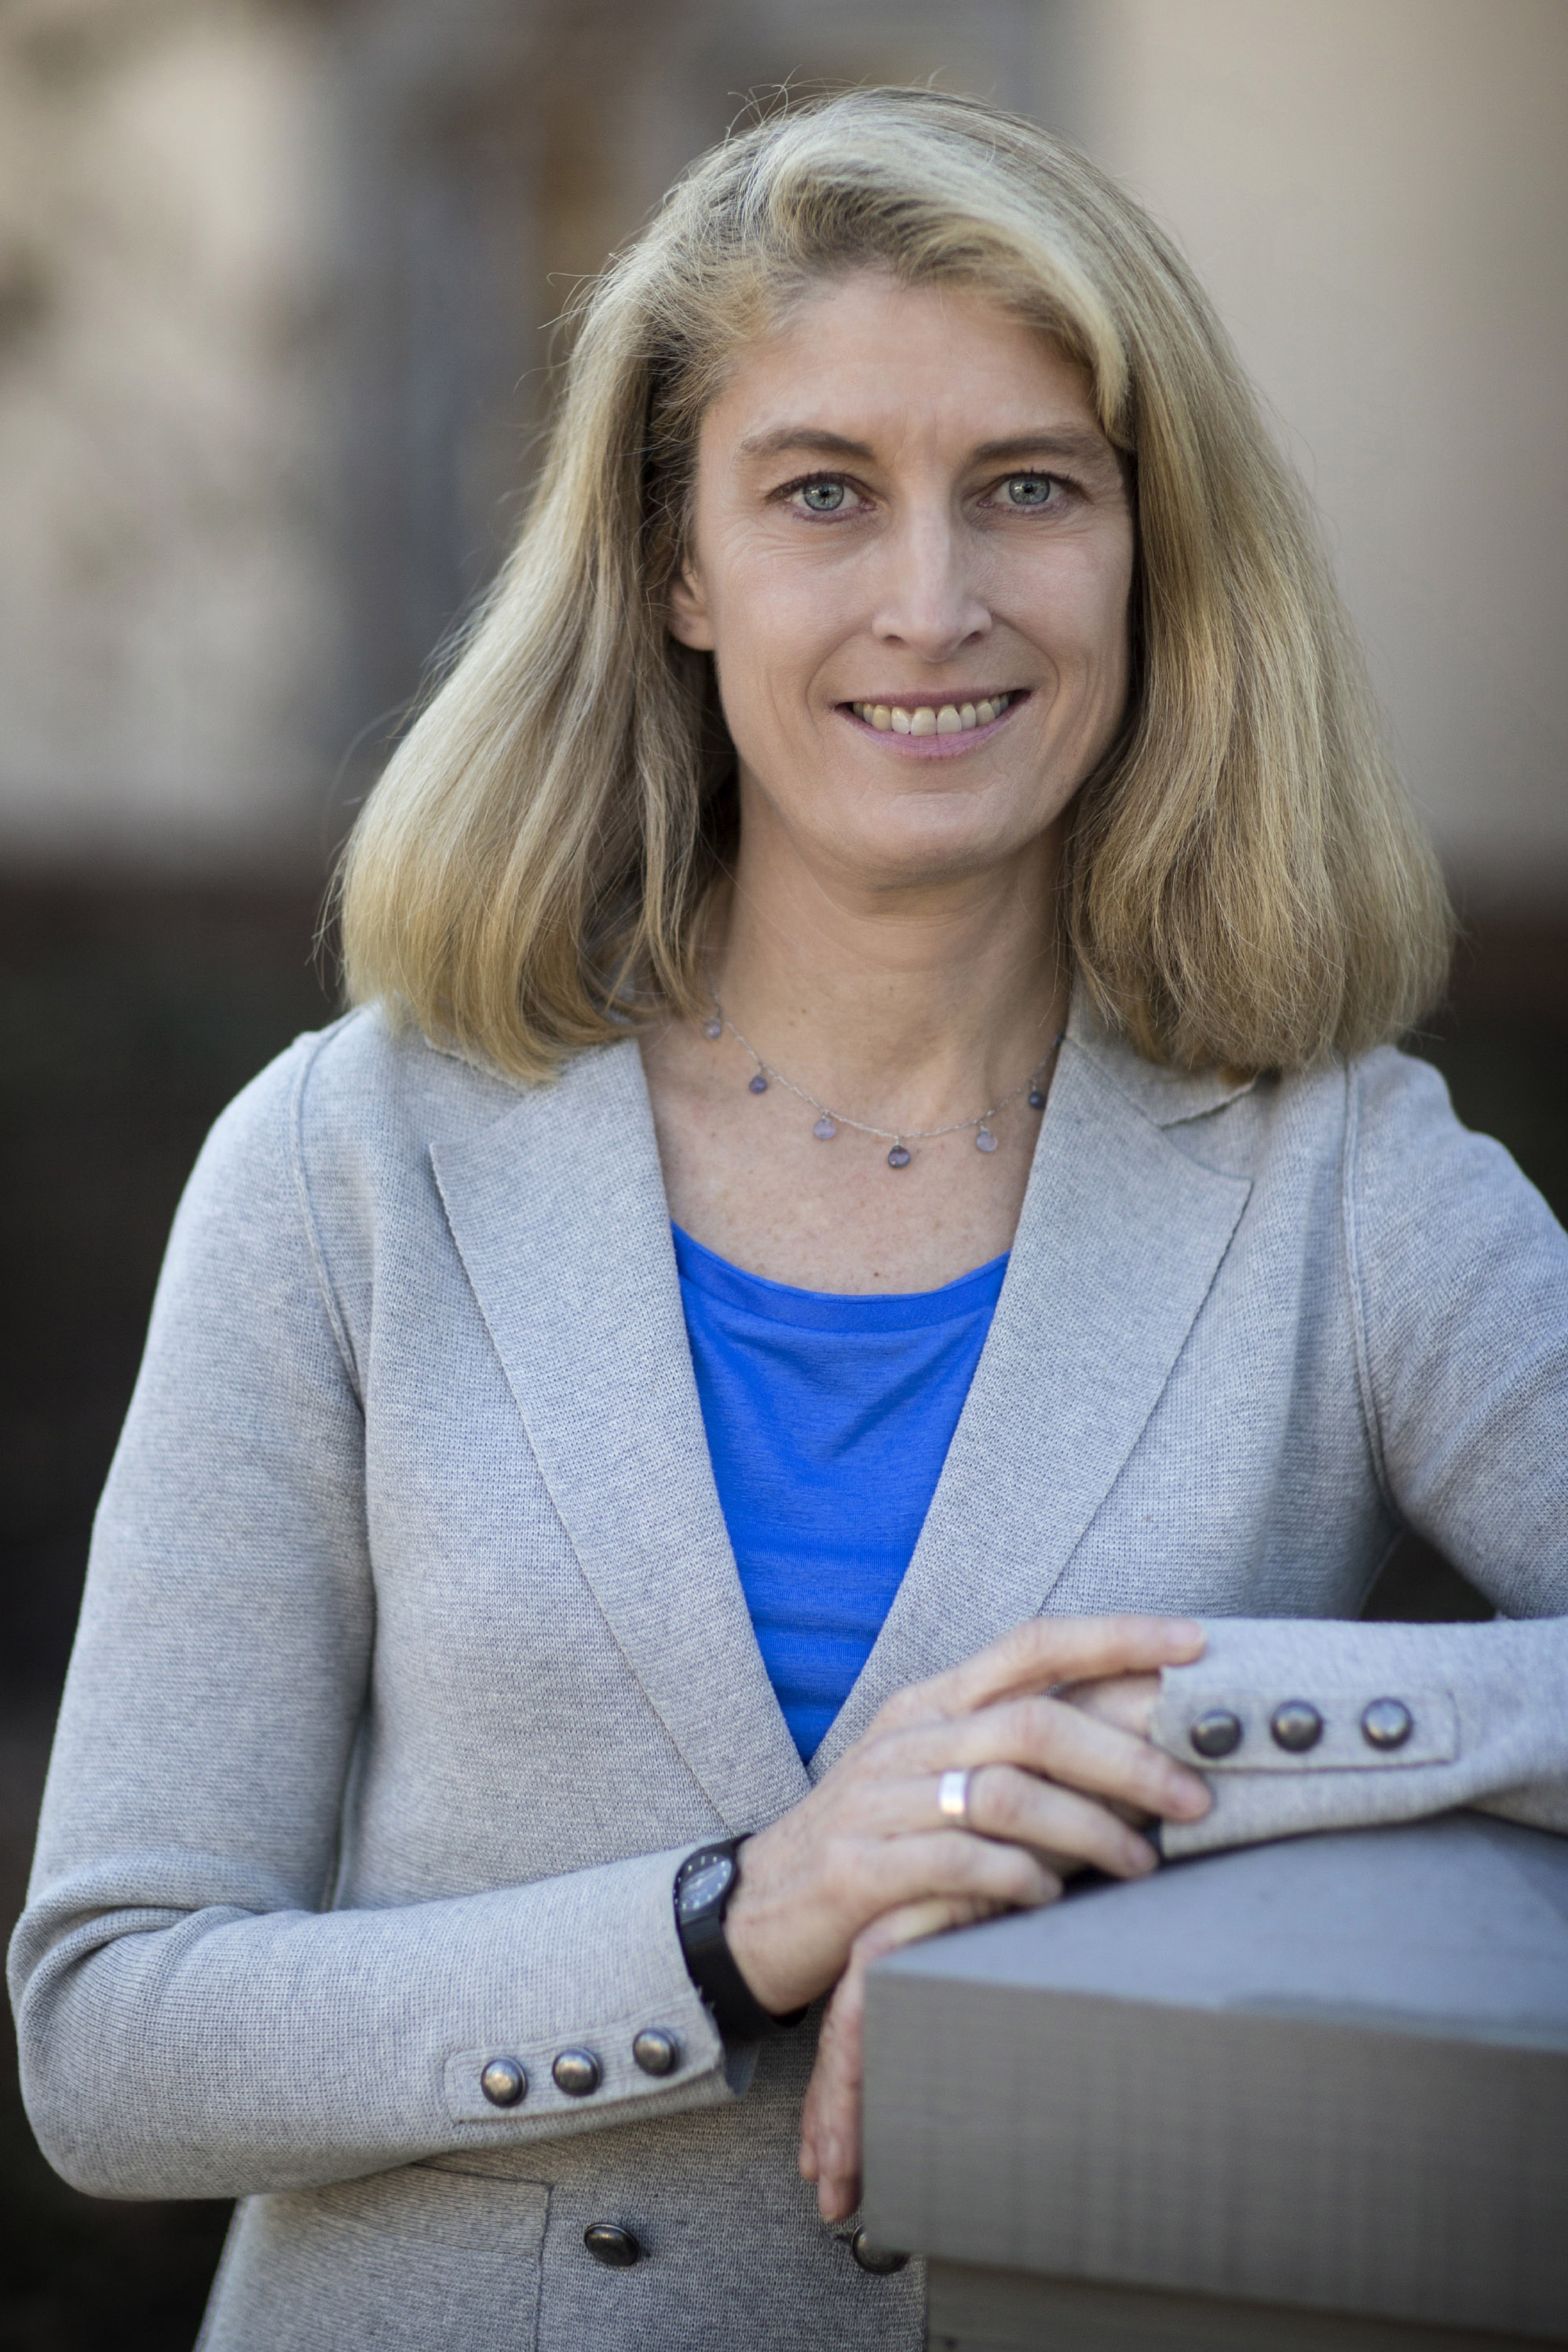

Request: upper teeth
left=851, top=695, right=1012, bottom=735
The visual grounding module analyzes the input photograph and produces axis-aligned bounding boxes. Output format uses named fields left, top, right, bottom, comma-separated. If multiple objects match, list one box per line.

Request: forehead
left=702, top=270, right=1108, bottom=464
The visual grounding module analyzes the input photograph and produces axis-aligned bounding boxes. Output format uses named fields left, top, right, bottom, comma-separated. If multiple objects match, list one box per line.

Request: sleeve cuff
left=1150, top=1619, right=1480, bottom=1860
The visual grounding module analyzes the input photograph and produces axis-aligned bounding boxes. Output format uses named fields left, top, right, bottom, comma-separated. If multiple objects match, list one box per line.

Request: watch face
left=678, top=1856, right=736, bottom=1919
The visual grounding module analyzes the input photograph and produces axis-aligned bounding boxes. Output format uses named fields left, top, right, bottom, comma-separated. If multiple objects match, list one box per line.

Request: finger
left=819, top=1827, right=1064, bottom=1921
left=886, top=1692, right=1210, bottom=1821
left=872, top=1615, right=1204, bottom=1733
left=1056, top=1671, right=1162, bottom=1738
left=935, top=1614, right=1204, bottom=1717
left=815, top=2159, right=861, bottom=2226
left=799, top=1898, right=999, bottom=2222
left=852, top=1895, right=976, bottom=1962
left=799, top=1966, right=865, bottom=2215
left=956, top=1764, right=1160, bottom=1878
left=836, top=1764, right=1159, bottom=1878
left=812, top=1758, right=1158, bottom=1870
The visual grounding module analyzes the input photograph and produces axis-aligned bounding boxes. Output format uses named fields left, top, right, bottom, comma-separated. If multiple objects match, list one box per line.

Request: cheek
left=1023, top=548, right=1132, bottom=688
left=711, top=555, right=847, bottom=703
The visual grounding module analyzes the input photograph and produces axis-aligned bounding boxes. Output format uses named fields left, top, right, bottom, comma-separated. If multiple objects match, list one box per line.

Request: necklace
left=701, top=982, right=1065, bottom=1170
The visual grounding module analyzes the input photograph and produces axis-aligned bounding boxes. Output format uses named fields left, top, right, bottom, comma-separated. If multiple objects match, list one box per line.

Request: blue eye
left=1003, top=474, right=1055, bottom=508
left=799, top=480, right=847, bottom=512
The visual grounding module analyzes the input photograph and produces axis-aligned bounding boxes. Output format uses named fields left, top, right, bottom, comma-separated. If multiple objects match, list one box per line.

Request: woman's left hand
left=797, top=1667, right=1171, bottom=2222
left=798, top=1897, right=1003, bottom=2224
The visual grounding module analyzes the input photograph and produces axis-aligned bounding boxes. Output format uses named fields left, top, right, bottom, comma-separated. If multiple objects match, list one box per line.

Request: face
left=667, top=270, right=1135, bottom=894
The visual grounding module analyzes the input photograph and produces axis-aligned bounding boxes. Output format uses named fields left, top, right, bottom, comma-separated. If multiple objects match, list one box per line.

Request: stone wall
left=0, top=0, right=347, bottom=867
left=0, top=0, right=1051, bottom=872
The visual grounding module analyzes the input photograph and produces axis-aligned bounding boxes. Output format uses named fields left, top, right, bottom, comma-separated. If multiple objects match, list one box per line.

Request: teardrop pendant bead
left=886, top=1145, right=912, bottom=1169
left=703, top=1018, right=723, bottom=1040
left=813, top=1115, right=837, bottom=1140
left=748, top=1074, right=768, bottom=1094
left=1028, top=1088, right=1047, bottom=1110
left=975, top=1127, right=998, bottom=1153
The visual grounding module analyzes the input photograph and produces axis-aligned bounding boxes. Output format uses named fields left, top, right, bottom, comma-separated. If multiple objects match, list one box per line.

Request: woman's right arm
left=7, top=1040, right=734, bottom=2201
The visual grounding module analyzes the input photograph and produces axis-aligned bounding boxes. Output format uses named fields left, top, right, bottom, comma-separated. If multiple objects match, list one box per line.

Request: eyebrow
left=970, top=430, right=1115, bottom=467
left=736, top=425, right=1116, bottom=469
left=737, top=428, right=876, bottom=463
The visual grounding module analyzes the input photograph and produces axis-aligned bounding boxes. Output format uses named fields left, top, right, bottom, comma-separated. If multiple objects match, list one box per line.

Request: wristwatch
left=674, top=1840, right=806, bottom=2041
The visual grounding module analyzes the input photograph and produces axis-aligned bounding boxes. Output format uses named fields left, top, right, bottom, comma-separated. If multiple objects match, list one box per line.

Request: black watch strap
left=674, top=1840, right=806, bottom=2042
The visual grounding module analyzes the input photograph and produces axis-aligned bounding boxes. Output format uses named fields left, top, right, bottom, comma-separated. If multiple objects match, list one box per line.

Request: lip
left=837, top=691, right=1028, bottom=758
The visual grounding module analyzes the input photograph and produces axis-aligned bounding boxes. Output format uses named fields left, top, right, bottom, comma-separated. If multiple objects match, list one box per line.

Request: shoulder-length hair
left=338, top=86, right=1451, bottom=1079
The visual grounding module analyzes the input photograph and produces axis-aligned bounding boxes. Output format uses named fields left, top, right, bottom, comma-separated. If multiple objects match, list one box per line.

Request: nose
left=869, top=505, right=991, bottom=664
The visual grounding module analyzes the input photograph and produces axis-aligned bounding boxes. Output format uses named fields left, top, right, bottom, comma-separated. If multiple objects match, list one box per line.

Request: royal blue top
left=672, top=1224, right=1007, bottom=1760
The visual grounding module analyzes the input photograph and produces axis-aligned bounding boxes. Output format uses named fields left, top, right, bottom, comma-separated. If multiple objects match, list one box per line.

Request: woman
left=12, top=87, right=1568, bottom=2352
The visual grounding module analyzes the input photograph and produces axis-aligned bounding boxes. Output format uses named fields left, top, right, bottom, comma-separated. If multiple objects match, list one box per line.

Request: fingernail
left=1164, top=1619, right=1204, bottom=1651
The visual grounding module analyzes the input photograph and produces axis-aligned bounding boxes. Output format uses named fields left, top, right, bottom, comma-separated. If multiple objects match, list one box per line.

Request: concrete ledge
left=927, top=2261, right=1548, bottom=2352
left=863, top=1816, right=1568, bottom=2342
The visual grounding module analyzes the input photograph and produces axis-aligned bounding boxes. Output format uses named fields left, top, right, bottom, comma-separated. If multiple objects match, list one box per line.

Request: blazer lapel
left=431, top=1039, right=810, bottom=1833
left=810, top=1011, right=1254, bottom=1776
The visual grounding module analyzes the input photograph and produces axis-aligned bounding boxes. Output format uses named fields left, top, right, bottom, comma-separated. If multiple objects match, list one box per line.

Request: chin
left=853, top=777, right=1065, bottom=866
left=832, top=809, right=1045, bottom=889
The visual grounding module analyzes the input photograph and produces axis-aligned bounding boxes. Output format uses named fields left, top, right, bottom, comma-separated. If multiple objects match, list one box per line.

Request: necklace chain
left=703, top=973, right=1065, bottom=1169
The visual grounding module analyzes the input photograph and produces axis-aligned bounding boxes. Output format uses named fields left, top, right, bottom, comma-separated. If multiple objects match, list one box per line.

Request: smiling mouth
left=843, top=692, right=1022, bottom=737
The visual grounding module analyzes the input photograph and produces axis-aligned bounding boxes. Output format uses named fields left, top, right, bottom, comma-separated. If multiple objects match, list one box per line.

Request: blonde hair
left=339, top=86, right=1451, bottom=1078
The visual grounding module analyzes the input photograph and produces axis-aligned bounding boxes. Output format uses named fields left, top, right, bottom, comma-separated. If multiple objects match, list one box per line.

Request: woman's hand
left=723, top=1614, right=1210, bottom=2021
left=792, top=1652, right=1189, bottom=2221
left=798, top=1896, right=1004, bottom=2222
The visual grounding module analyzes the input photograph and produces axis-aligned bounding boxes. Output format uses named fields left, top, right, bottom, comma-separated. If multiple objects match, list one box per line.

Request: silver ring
left=937, top=1767, right=974, bottom=1828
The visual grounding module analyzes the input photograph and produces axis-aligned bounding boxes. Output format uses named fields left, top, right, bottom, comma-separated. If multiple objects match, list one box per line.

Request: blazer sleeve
left=6, top=1037, right=735, bottom=2203
left=1155, top=1047, right=1568, bottom=1859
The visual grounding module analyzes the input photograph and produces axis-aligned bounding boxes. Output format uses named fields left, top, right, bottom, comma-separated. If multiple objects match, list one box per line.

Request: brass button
left=1362, top=1698, right=1413, bottom=1750
left=632, top=2028, right=680, bottom=2077
left=850, top=2230, right=909, bottom=2275
left=553, top=2047, right=602, bottom=2097
left=1271, top=1700, right=1324, bottom=1753
left=479, top=2058, right=527, bottom=2109
left=584, top=2222, right=643, bottom=2268
left=1190, top=1709, right=1242, bottom=1759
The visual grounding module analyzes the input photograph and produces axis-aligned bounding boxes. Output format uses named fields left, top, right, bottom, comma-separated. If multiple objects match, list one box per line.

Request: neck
left=707, top=799, right=1069, bottom=1134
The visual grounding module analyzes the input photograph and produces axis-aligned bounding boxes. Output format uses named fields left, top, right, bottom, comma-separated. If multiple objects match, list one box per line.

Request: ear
left=666, top=558, right=716, bottom=651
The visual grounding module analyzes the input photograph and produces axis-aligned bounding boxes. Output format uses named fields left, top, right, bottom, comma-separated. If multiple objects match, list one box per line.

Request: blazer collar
left=431, top=996, right=1252, bottom=1810
left=808, top=992, right=1254, bottom=1773
left=1063, top=982, right=1259, bottom=1127
left=431, top=1039, right=811, bottom=1835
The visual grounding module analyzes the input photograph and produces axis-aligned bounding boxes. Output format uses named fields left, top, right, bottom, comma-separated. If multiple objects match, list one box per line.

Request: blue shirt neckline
left=670, top=1223, right=1010, bottom=1333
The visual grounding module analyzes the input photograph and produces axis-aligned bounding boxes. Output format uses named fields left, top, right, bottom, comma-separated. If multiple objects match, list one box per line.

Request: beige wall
left=1063, top=0, right=1568, bottom=904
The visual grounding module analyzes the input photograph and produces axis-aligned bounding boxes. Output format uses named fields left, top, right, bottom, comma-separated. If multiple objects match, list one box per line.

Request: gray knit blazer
left=11, top=989, right=1568, bottom=2352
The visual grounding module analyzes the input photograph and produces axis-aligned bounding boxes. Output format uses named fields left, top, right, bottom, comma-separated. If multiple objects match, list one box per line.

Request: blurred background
left=1, top=1, right=1563, bottom=2341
